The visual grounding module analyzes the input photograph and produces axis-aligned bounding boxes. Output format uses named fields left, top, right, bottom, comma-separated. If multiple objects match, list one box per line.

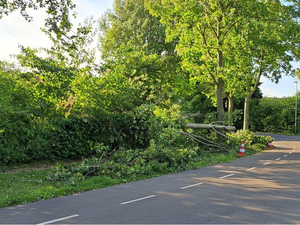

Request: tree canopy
left=99, top=0, right=190, bottom=107
left=146, top=0, right=300, bottom=126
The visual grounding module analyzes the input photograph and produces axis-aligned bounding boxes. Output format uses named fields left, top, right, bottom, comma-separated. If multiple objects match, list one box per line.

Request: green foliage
left=253, top=135, right=274, bottom=146
left=99, top=0, right=176, bottom=59
left=0, top=128, right=270, bottom=208
left=49, top=138, right=199, bottom=183
left=228, top=130, right=256, bottom=147
left=48, top=128, right=272, bottom=186
left=0, top=110, right=54, bottom=164
left=47, top=106, right=201, bottom=183
left=2, top=0, right=294, bottom=187
left=224, top=109, right=243, bottom=127
left=250, top=97, right=295, bottom=133
left=51, top=116, right=94, bottom=158
left=99, top=0, right=187, bottom=108
left=146, top=0, right=300, bottom=128
left=228, top=130, right=272, bottom=149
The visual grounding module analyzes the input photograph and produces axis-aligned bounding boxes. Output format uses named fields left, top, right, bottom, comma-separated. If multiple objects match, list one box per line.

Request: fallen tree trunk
left=184, top=123, right=236, bottom=132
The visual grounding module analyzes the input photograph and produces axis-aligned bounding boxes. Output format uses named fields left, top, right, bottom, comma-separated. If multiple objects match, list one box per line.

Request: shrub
left=250, top=97, right=295, bottom=133
left=228, top=130, right=273, bottom=148
left=227, top=129, right=256, bottom=146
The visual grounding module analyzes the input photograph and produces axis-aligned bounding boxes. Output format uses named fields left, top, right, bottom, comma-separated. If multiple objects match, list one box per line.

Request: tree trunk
left=217, top=78, right=225, bottom=122
left=228, top=95, right=234, bottom=126
left=216, top=13, right=224, bottom=123
left=185, top=123, right=236, bottom=132
left=243, top=63, right=263, bottom=131
left=243, top=96, right=251, bottom=130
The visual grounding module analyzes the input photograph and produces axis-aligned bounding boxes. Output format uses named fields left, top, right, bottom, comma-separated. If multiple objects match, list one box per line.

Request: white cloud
left=0, top=9, right=51, bottom=61
left=0, top=0, right=114, bottom=62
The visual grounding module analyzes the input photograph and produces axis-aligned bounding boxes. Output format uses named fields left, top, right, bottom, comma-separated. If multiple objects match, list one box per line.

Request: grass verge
left=0, top=145, right=266, bottom=208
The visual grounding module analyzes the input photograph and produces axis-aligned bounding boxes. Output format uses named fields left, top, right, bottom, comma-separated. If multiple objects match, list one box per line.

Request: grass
left=0, top=145, right=266, bottom=208
left=0, top=169, right=127, bottom=208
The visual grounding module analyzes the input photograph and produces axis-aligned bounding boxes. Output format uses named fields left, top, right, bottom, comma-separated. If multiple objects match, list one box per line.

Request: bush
left=0, top=103, right=166, bottom=165
left=0, top=109, right=53, bottom=164
left=228, top=129, right=273, bottom=148
left=250, top=97, right=295, bottom=133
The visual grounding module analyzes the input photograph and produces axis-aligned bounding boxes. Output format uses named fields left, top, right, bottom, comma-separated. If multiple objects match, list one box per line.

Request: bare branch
left=177, top=131, right=224, bottom=149
left=180, top=111, right=201, bottom=122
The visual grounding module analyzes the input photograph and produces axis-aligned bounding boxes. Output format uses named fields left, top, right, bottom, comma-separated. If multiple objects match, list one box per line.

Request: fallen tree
left=184, top=123, right=236, bottom=132
left=178, top=111, right=236, bottom=152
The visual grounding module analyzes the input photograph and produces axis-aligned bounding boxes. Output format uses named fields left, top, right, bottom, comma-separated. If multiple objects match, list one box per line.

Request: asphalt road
left=1, top=134, right=300, bottom=224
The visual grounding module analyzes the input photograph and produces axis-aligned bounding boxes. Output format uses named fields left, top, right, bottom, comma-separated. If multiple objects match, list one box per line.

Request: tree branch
left=177, top=131, right=224, bottom=149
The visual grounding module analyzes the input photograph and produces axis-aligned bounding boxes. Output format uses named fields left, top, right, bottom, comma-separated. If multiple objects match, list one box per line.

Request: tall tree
left=99, top=0, right=188, bottom=107
left=146, top=0, right=260, bottom=122
left=147, top=0, right=300, bottom=128
left=239, top=2, right=300, bottom=130
left=99, top=0, right=176, bottom=60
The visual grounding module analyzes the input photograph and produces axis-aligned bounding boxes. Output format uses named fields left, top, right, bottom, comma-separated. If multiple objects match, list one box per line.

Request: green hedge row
left=250, top=97, right=295, bottom=133
left=0, top=107, right=157, bottom=165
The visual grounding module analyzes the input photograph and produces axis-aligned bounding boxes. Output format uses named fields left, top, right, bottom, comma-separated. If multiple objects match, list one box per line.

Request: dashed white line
left=284, top=155, right=288, bottom=157
left=263, top=162, right=271, bottom=166
left=275, top=158, right=281, bottom=161
left=246, top=167, right=256, bottom=171
left=180, top=182, right=203, bottom=190
left=120, top=195, right=156, bottom=205
left=289, top=152, right=293, bottom=154
left=219, top=174, right=235, bottom=179
left=36, top=214, right=79, bottom=225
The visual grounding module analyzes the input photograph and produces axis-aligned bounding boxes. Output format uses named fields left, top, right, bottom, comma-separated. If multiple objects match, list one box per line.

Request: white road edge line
left=289, top=152, right=293, bottom=154
left=275, top=158, right=281, bottom=161
left=246, top=167, right=256, bottom=171
left=219, top=174, right=235, bottom=179
left=284, top=155, right=288, bottom=157
left=263, top=162, right=271, bottom=166
left=180, top=182, right=204, bottom=190
left=120, top=195, right=156, bottom=205
left=36, top=214, right=79, bottom=225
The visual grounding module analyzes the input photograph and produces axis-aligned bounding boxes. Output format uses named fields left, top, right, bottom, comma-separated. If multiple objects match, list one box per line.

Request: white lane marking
left=36, top=214, right=79, bottom=225
left=284, top=155, right=288, bottom=157
left=219, top=174, right=235, bottom=179
left=275, top=158, right=281, bottom=161
left=246, top=167, right=256, bottom=171
left=120, top=195, right=156, bottom=205
left=180, top=182, right=203, bottom=190
left=263, top=162, right=271, bottom=166
left=289, top=152, right=293, bottom=154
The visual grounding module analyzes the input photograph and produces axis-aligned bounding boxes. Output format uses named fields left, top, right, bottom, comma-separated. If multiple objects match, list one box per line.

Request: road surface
left=1, top=134, right=300, bottom=224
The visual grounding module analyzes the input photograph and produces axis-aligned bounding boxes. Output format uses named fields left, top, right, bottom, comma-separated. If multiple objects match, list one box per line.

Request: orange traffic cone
left=268, top=142, right=274, bottom=149
left=238, top=140, right=245, bottom=156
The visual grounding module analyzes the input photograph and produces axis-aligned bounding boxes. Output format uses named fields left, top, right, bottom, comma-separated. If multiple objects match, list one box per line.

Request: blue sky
left=0, top=0, right=297, bottom=98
